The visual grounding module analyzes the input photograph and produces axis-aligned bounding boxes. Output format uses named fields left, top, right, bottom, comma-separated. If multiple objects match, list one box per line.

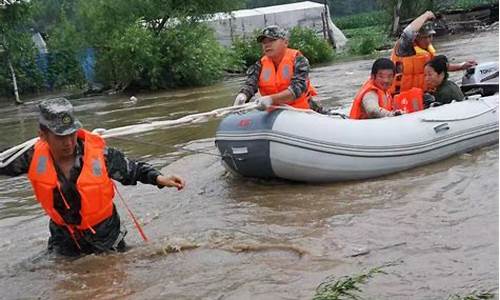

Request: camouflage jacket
left=239, top=52, right=311, bottom=100
left=0, top=139, right=162, bottom=225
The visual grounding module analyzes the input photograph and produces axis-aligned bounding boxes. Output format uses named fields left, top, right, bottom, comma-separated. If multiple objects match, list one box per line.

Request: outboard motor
left=461, top=62, right=499, bottom=96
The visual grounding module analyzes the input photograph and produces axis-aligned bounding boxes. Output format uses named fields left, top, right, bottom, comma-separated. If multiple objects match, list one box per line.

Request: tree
left=0, top=0, right=43, bottom=102
left=377, top=0, right=434, bottom=34
left=74, top=0, right=243, bottom=90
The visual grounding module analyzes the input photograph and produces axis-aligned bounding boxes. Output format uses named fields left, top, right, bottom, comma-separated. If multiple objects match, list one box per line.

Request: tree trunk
left=323, top=0, right=335, bottom=47
left=7, top=58, right=22, bottom=105
left=392, top=0, right=403, bottom=36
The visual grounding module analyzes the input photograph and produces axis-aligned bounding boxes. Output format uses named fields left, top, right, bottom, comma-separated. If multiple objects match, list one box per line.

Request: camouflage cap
left=256, top=25, right=287, bottom=43
left=38, top=97, right=82, bottom=136
left=418, top=22, right=436, bottom=36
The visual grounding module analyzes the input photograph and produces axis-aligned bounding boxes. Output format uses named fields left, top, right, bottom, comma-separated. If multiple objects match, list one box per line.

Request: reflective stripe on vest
left=258, top=48, right=317, bottom=109
left=390, top=43, right=436, bottom=95
left=349, top=79, right=393, bottom=120
left=27, top=129, right=115, bottom=230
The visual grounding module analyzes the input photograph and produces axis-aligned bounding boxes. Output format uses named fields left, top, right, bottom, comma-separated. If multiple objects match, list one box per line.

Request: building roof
left=212, top=1, right=325, bottom=20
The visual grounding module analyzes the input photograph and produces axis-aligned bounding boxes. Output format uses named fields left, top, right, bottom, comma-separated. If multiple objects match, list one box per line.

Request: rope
left=0, top=101, right=336, bottom=168
left=94, top=102, right=258, bottom=138
left=0, top=103, right=258, bottom=168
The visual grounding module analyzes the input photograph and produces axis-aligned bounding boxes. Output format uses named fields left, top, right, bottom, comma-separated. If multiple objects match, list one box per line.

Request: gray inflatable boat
left=215, top=94, right=498, bottom=182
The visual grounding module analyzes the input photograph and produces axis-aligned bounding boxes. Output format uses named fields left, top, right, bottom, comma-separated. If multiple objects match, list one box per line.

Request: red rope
left=112, top=181, right=149, bottom=242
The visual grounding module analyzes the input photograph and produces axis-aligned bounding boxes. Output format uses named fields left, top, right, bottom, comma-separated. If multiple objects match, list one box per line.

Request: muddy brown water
left=0, top=30, right=497, bottom=300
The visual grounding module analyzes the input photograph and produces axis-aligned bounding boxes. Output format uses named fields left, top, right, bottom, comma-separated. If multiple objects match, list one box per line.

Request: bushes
left=160, top=23, right=227, bottom=87
left=343, top=25, right=391, bottom=56
left=334, top=10, right=390, bottom=30
left=45, top=12, right=86, bottom=89
left=0, top=32, right=45, bottom=97
left=227, top=35, right=261, bottom=72
left=288, top=27, right=333, bottom=65
left=228, top=26, right=334, bottom=71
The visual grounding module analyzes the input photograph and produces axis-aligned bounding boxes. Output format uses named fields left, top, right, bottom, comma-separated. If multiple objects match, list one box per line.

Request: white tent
left=206, top=1, right=347, bottom=49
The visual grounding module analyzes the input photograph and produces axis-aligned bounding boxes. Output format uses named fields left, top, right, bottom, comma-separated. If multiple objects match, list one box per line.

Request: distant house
left=205, top=1, right=347, bottom=49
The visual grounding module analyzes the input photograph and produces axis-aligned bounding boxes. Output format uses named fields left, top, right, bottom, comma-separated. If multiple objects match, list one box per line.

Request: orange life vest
left=28, top=129, right=114, bottom=231
left=390, top=43, right=436, bottom=95
left=259, top=48, right=317, bottom=109
left=392, top=87, right=424, bottom=113
left=349, top=79, right=393, bottom=120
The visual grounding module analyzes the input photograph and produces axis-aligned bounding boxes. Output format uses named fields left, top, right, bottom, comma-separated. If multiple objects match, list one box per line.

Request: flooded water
left=0, top=30, right=498, bottom=299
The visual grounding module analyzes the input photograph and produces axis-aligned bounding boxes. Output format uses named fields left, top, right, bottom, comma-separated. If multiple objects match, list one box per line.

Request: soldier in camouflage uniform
left=233, top=25, right=323, bottom=112
left=0, top=98, right=185, bottom=256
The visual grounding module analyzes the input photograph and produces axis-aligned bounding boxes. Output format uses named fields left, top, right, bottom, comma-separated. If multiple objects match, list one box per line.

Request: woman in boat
left=424, top=55, right=465, bottom=106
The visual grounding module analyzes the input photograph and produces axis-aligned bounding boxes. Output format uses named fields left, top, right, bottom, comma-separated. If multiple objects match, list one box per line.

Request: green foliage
left=344, top=25, right=391, bottom=56
left=377, top=0, right=434, bottom=21
left=159, top=23, right=227, bottom=87
left=0, top=1, right=45, bottom=97
left=288, top=27, right=333, bottom=64
left=75, top=0, right=240, bottom=89
left=313, top=265, right=389, bottom=300
left=45, top=9, right=85, bottom=89
left=447, top=291, right=496, bottom=300
left=437, top=0, right=499, bottom=10
left=227, top=35, right=262, bottom=72
left=334, top=10, right=390, bottom=30
left=93, top=22, right=161, bottom=90
left=227, top=26, right=333, bottom=71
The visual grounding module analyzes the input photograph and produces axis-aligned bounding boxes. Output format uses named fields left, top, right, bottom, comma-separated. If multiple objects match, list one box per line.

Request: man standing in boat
left=350, top=58, right=402, bottom=119
left=0, top=98, right=185, bottom=256
left=390, top=10, right=477, bottom=95
left=233, top=25, right=319, bottom=111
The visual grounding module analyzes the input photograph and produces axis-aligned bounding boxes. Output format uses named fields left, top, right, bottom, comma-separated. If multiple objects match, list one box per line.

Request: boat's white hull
left=215, top=95, right=499, bottom=182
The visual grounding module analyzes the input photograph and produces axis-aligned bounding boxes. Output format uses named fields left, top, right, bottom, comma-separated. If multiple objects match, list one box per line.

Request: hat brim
left=39, top=117, right=82, bottom=136
left=52, top=121, right=82, bottom=136
left=257, top=34, right=277, bottom=43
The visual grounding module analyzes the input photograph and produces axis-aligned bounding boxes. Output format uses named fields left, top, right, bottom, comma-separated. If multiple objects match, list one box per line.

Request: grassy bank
left=334, top=10, right=393, bottom=56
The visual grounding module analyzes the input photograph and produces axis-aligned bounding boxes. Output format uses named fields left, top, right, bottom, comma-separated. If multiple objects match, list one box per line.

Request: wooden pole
left=392, top=0, right=403, bottom=36
left=323, top=0, right=334, bottom=47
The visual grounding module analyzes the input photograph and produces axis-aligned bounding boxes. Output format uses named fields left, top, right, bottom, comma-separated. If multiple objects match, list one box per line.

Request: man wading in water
left=0, top=97, right=185, bottom=256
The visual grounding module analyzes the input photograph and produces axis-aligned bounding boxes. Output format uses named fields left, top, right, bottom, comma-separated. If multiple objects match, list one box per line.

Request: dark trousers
left=47, top=207, right=127, bottom=257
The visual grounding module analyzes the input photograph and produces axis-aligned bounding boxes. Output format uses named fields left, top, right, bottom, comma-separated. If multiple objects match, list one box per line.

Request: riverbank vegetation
left=0, top=0, right=497, bottom=99
left=0, top=0, right=337, bottom=99
left=312, top=264, right=496, bottom=300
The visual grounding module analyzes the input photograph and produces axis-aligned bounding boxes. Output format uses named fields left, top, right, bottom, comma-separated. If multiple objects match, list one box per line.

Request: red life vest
left=390, top=43, right=436, bottom=95
left=258, top=48, right=317, bottom=109
left=349, top=79, right=393, bottom=120
left=27, top=129, right=114, bottom=231
left=392, top=87, right=424, bottom=113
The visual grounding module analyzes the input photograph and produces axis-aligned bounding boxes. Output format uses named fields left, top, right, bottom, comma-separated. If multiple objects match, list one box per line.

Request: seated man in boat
left=233, top=25, right=319, bottom=111
left=349, top=58, right=401, bottom=119
left=0, top=98, right=185, bottom=257
left=424, top=55, right=465, bottom=106
left=390, top=10, right=476, bottom=95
